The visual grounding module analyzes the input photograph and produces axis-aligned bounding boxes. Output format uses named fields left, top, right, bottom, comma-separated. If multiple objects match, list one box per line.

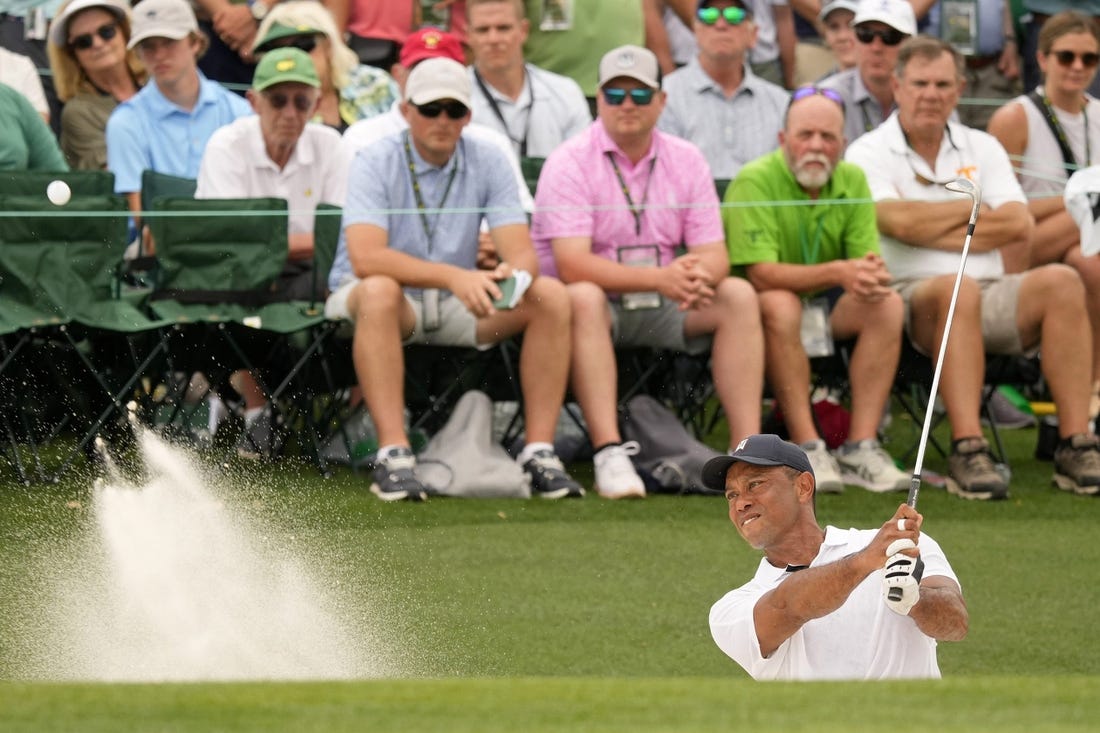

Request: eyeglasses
left=696, top=5, right=748, bottom=26
left=269, top=35, right=319, bottom=54
left=601, top=87, right=656, bottom=106
left=415, top=101, right=469, bottom=119
left=69, top=22, right=117, bottom=51
left=1051, top=49, right=1100, bottom=68
left=854, top=25, right=907, bottom=46
left=264, top=91, right=315, bottom=112
left=789, top=85, right=844, bottom=107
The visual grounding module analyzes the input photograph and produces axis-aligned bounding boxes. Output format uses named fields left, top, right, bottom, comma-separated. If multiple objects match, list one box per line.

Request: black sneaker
left=370, top=447, right=427, bottom=502
left=522, top=449, right=584, bottom=499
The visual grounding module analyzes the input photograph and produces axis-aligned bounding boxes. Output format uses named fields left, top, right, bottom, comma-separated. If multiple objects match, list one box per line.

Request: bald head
left=780, top=93, right=846, bottom=194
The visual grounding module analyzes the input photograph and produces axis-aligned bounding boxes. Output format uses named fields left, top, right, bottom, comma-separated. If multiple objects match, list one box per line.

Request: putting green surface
left=2, top=418, right=1099, bottom=730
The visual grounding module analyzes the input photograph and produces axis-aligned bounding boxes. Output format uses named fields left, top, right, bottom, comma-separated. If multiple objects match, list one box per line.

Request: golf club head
left=944, top=177, right=982, bottom=209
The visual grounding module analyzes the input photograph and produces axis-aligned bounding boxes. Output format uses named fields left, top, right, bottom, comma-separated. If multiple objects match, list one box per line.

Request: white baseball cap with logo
left=597, top=44, right=661, bottom=90
left=49, top=0, right=131, bottom=48
left=851, top=0, right=917, bottom=36
left=404, top=57, right=472, bottom=108
left=127, top=0, right=198, bottom=49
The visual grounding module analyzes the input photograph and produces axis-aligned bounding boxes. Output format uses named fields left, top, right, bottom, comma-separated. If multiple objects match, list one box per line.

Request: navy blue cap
left=701, top=434, right=815, bottom=492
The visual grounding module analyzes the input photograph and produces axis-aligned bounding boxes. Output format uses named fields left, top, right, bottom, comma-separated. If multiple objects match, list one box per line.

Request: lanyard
left=473, top=66, right=533, bottom=158
left=798, top=213, right=827, bottom=265
left=403, top=131, right=459, bottom=255
left=1035, top=91, right=1091, bottom=171
left=606, top=152, right=657, bottom=237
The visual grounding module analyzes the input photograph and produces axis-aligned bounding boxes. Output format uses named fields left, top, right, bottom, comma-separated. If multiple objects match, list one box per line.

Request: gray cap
left=819, top=0, right=860, bottom=23
left=701, top=434, right=815, bottom=493
left=598, top=44, right=660, bottom=90
left=127, top=0, right=197, bottom=49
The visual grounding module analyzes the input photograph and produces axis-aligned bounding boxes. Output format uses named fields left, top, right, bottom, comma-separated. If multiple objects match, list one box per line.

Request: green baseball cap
left=252, top=47, right=320, bottom=91
left=253, top=22, right=324, bottom=54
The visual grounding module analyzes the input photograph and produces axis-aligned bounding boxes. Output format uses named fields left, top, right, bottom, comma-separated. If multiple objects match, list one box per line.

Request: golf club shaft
left=907, top=186, right=981, bottom=508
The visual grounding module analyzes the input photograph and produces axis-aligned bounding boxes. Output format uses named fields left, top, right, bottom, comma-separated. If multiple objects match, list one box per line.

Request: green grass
left=2, top=415, right=1099, bottom=730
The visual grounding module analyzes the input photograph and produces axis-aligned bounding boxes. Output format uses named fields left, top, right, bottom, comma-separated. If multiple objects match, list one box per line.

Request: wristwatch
left=250, top=1, right=270, bottom=21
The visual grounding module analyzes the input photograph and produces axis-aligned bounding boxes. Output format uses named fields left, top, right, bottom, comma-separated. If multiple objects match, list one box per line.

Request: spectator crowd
left=5, top=0, right=1100, bottom=503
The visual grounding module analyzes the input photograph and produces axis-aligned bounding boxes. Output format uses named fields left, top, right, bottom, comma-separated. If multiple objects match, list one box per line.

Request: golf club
left=905, top=177, right=982, bottom=510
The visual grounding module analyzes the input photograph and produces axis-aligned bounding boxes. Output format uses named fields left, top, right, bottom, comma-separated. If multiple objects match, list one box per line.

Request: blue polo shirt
left=328, top=130, right=528, bottom=293
left=105, top=72, right=252, bottom=194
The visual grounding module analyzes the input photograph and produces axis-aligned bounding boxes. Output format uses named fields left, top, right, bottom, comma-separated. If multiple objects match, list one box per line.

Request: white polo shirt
left=339, top=103, right=535, bottom=209
left=845, top=112, right=1027, bottom=281
left=710, top=526, right=959, bottom=680
left=467, top=63, right=591, bottom=159
left=195, top=115, right=345, bottom=233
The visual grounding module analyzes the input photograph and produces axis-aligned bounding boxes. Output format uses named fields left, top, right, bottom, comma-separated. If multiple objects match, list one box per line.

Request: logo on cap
left=276, top=58, right=295, bottom=71
left=615, top=50, right=636, bottom=69
left=736, top=438, right=748, bottom=452
left=424, top=30, right=441, bottom=48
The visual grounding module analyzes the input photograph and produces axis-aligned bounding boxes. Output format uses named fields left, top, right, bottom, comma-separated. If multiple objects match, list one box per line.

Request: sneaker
left=594, top=441, right=645, bottom=499
left=370, top=447, right=427, bottom=502
left=835, top=439, right=910, bottom=493
left=522, top=449, right=585, bottom=499
left=800, top=439, right=844, bottom=494
left=1053, top=433, right=1100, bottom=496
left=236, top=408, right=279, bottom=460
left=981, top=390, right=1036, bottom=429
left=946, top=437, right=1008, bottom=500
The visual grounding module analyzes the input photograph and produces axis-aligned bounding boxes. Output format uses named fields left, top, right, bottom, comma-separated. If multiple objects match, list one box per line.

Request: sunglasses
left=696, top=5, right=748, bottom=26
left=69, top=22, right=117, bottom=51
left=789, top=85, right=844, bottom=107
left=264, top=91, right=315, bottom=112
left=415, top=101, right=469, bottom=119
left=854, top=25, right=907, bottom=46
left=601, top=87, right=656, bottom=106
left=1051, top=49, right=1100, bottom=68
left=270, top=35, right=319, bottom=54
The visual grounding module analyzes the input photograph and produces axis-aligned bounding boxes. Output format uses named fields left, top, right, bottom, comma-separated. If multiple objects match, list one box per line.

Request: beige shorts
left=893, top=274, right=1026, bottom=356
left=610, top=298, right=711, bottom=355
left=325, top=282, right=485, bottom=348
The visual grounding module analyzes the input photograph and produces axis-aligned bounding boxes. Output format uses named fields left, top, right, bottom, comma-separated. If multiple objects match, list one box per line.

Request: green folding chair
left=0, top=169, right=115, bottom=197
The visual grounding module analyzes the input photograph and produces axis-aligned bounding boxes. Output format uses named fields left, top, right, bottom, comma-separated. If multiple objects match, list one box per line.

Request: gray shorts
left=325, top=282, right=486, bottom=349
left=610, top=298, right=711, bottom=354
left=893, top=273, right=1026, bottom=356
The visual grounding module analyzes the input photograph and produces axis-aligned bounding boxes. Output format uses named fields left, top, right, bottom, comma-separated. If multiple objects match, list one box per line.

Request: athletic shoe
left=980, top=390, right=1036, bottom=429
left=835, top=439, right=909, bottom=493
left=522, top=449, right=585, bottom=499
left=370, top=447, right=427, bottom=502
left=1053, top=433, right=1100, bottom=496
left=799, top=439, right=844, bottom=494
left=594, top=441, right=645, bottom=499
left=946, top=437, right=1008, bottom=500
left=236, top=408, right=279, bottom=460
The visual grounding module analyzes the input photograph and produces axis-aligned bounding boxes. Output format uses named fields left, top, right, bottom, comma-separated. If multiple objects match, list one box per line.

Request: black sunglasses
left=415, top=101, right=469, bottom=119
left=264, top=91, right=315, bottom=112
left=269, top=35, right=319, bottom=54
left=1051, top=49, right=1100, bottom=68
left=602, top=87, right=656, bottom=106
left=69, top=22, right=118, bottom=51
left=854, top=25, right=907, bottom=46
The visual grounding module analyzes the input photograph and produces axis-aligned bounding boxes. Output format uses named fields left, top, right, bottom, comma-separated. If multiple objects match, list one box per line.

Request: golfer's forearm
left=760, top=553, right=874, bottom=626
left=909, top=585, right=969, bottom=641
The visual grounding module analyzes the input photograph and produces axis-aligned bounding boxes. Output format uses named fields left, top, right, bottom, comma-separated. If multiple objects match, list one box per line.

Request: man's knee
left=566, top=280, right=610, bottom=321
left=350, top=275, right=404, bottom=321
left=757, top=289, right=802, bottom=331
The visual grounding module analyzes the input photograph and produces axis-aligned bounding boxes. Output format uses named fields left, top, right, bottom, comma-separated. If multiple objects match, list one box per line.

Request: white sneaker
left=800, top=439, right=844, bottom=494
left=594, top=441, right=645, bottom=499
left=835, top=439, right=910, bottom=493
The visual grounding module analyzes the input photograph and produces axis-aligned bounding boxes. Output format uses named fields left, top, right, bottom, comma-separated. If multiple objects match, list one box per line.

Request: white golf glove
left=883, top=538, right=924, bottom=616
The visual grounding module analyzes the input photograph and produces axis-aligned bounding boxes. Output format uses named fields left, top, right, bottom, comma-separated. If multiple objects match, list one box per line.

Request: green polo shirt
left=0, top=83, right=67, bottom=173
left=724, top=149, right=878, bottom=276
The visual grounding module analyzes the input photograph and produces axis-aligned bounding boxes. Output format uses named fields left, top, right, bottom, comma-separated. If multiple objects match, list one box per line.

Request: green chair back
left=312, top=202, right=342, bottom=294
left=148, top=196, right=289, bottom=294
left=140, top=170, right=197, bottom=213
left=714, top=178, right=732, bottom=200
left=520, top=156, right=546, bottom=194
left=0, top=170, right=115, bottom=197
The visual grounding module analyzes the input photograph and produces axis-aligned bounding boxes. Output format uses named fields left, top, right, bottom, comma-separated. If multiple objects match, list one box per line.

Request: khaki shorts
left=325, top=282, right=486, bottom=349
left=893, top=274, right=1026, bottom=356
left=610, top=298, right=711, bottom=355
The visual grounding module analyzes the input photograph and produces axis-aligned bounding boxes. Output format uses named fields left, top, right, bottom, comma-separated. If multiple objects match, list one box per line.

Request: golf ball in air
left=47, top=180, right=71, bottom=206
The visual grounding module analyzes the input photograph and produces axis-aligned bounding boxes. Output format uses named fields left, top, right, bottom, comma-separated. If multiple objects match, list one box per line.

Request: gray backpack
left=620, top=394, right=723, bottom=495
left=415, top=390, right=531, bottom=498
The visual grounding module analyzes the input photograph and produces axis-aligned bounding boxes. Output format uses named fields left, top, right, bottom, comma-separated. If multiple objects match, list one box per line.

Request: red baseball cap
left=399, top=28, right=464, bottom=68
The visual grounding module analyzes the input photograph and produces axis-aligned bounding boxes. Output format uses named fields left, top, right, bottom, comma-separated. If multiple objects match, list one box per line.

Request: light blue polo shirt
left=328, top=130, right=528, bottom=293
left=105, top=73, right=252, bottom=194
